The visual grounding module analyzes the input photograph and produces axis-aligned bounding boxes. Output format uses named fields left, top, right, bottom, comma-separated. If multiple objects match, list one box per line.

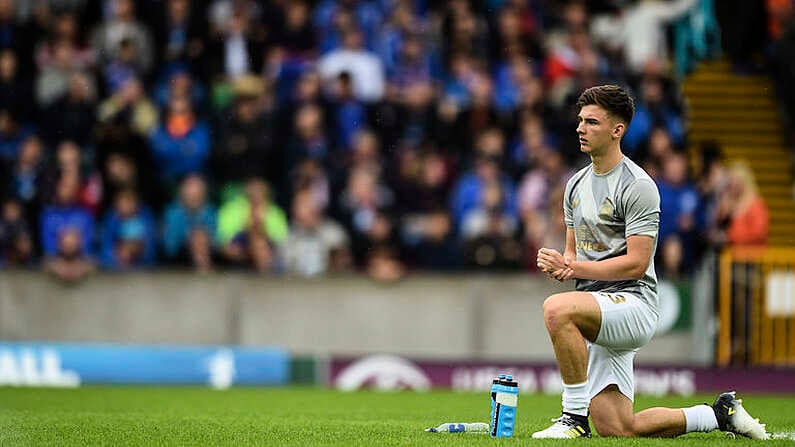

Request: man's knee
left=543, top=293, right=579, bottom=332
left=544, top=292, right=602, bottom=340
left=543, top=294, right=565, bottom=332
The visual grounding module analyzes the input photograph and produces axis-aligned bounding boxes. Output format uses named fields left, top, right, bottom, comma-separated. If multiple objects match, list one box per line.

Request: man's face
left=181, top=176, right=206, bottom=210
left=292, top=193, right=320, bottom=229
left=576, top=105, right=622, bottom=155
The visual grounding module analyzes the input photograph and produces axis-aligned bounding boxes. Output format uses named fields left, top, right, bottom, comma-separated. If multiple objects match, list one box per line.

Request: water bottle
left=489, top=374, right=518, bottom=438
left=490, top=374, right=506, bottom=421
left=425, top=422, right=490, bottom=433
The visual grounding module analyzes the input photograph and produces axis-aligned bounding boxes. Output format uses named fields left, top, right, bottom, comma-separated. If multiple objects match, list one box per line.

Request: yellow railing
left=718, top=247, right=795, bottom=367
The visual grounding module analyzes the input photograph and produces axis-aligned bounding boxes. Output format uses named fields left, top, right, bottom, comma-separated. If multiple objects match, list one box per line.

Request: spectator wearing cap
left=212, top=78, right=278, bottom=186
left=100, top=188, right=157, bottom=269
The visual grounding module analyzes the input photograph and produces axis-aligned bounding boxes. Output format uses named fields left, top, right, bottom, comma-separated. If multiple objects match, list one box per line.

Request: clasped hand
left=537, top=248, right=574, bottom=282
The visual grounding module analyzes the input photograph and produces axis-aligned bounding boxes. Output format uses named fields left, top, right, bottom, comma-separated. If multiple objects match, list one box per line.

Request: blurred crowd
left=0, top=0, right=774, bottom=282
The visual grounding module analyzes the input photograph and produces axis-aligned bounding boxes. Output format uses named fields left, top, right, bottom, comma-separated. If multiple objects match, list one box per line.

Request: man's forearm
left=570, top=255, right=645, bottom=281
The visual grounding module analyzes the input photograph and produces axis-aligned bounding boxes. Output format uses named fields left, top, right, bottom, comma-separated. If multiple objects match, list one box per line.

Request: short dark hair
left=576, top=85, right=635, bottom=126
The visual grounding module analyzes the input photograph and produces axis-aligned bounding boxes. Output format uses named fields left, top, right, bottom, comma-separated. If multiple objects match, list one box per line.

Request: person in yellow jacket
left=216, top=177, right=287, bottom=272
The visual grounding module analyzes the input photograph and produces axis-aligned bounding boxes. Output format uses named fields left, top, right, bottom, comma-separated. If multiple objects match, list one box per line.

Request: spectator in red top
left=716, top=162, right=770, bottom=247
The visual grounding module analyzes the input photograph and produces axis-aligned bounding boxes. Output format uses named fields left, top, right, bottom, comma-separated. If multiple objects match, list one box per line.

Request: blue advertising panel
left=0, top=343, right=289, bottom=388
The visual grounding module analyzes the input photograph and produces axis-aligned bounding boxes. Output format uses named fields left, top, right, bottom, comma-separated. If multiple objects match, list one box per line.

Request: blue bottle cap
left=498, top=374, right=506, bottom=379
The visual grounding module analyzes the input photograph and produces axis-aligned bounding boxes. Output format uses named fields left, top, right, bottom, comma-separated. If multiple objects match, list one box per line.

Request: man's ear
left=612, top=122, right=625, bottom=139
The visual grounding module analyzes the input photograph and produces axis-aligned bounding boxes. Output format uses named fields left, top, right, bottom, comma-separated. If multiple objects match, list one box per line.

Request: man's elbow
left=628, top=261, right=649, bottom=280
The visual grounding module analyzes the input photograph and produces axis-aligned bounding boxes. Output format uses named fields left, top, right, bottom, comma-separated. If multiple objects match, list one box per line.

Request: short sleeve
left=622, top=180, right=660, bottom=238
left=563, top=178, right=576, bottom=228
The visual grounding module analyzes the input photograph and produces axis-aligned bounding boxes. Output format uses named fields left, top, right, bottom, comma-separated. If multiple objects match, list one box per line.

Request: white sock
left=562, top=381, right=589, bottom=417
left=682, top=405, right=719, bottom=433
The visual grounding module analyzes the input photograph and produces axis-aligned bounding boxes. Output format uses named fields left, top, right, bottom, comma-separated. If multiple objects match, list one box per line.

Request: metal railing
left=718, top=247, right=795, bottom=367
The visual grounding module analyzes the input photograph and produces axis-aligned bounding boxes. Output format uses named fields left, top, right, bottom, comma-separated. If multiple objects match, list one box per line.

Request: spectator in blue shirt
left=330, top=72, right=367, bottom=149
left=623, top=76, right=684, bottom=154
left=657, top=151, right=700, bottom=278
left=162, top=174, right=216, bottom=272
left=43, top=226, right=96, bottom=283
left=149, top=96, right=210, bottom=184
left=450, top=154, right=516, bottom=227
left=40, top=176, right=95, bottom=259
left=0, top=196, right=34, bottom=267
left=100, top=189, right=157, bottom=270
left=313, top=0, right=383, bottom=53
left=0, top=109, right=34, bottom=163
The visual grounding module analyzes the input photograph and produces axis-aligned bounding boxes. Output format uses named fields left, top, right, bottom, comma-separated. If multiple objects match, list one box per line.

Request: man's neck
left=590, top=145, right=624, bottom=174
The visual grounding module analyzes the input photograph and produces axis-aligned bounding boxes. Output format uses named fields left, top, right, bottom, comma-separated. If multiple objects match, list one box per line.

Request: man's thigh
left=589, top=291, right=658, bottom=350
left=545, top=291, right=602, bottom=342
left=586, top=343, right=637, bottom=402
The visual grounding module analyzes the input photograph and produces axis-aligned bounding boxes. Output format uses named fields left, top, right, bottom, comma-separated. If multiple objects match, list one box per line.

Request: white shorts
left=585, top=291, right=658, bottom=402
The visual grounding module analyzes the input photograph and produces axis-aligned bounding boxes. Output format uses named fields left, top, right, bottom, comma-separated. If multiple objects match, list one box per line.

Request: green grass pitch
left=0, top=387, right=793, bottom=446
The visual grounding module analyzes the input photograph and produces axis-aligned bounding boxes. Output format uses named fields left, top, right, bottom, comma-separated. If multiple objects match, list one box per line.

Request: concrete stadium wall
left=0, top=272, right=694, bottom=363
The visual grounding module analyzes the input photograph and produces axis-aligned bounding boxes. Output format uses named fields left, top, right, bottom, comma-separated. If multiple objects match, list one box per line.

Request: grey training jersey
left=564, top=156, right=660, bottom=313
